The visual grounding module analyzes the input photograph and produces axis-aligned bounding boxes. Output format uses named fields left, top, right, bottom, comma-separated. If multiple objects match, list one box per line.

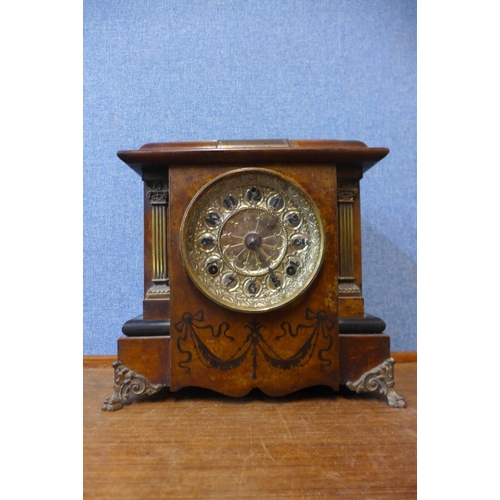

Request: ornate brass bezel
left=180, top=168, right=326, bottom=313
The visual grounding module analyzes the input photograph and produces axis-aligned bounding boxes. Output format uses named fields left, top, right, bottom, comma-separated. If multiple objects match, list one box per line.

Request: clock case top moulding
left=102, top=139, right=406, bottom=411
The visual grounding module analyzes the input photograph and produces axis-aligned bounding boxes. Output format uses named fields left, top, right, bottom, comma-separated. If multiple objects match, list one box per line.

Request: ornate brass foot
left=346, top=358, right=407, bottom=408
left=101, top=360, right=164, bottom=411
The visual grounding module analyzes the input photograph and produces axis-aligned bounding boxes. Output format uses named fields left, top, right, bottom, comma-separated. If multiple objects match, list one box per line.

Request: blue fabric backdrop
left=84, top=0, right=416, bottom=354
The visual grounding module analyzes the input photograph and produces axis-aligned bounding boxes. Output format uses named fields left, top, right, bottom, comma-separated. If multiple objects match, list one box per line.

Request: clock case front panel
left=169, top=164, right=339, bottom=396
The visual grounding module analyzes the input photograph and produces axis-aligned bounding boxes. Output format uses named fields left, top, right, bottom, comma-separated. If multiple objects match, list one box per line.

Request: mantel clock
left=102, top=139, right=406, bottom=410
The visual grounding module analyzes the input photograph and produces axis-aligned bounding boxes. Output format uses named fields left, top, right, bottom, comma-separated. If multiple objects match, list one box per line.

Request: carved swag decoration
left=175, top=309, right=335, bottom=380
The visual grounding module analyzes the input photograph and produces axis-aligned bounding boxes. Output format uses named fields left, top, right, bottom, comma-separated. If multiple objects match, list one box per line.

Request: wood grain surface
left=84, top=362, right=416, bottom=499
left=168, top=164, right=340, bottom=396
left=83, top=351, right=416, bottom=368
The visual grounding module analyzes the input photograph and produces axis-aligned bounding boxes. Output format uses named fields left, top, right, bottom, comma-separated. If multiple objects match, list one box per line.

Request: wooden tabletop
left=84, top=361, right=416, bottom=499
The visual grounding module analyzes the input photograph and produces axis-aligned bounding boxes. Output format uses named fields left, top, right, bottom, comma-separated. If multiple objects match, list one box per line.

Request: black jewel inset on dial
left=268, top=194, right=284, bottom=210
left=201, top=235, right=215, bottom=247
left=205, top=257, right=220, bottom=276
left=245, top=186, right=262, bottom=202
left=205, top=211, right=221, bottom=227
left=286, top=258, right=301, bottom=276
left=292, top=235, right=307, bottom=250
left=222, top=194, right=238, bottom=210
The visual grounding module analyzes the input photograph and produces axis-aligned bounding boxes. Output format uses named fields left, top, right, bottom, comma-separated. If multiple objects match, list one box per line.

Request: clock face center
left=245, top=233, right=262, bottom=250
left=219, top=208, right=288, bottom=277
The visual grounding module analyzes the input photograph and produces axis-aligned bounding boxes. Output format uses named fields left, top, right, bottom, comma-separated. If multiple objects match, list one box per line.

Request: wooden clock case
left=102, top=139, right=406, bottom=410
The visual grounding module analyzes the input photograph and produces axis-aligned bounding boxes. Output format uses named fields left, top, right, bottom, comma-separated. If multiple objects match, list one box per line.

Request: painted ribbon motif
left=175, top=309, right=335, bottom=379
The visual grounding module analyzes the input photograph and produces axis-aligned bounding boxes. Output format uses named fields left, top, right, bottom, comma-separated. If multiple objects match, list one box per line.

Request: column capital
left=146, top=182, right=169, bottom=205
left=337, top=181, right=359, bottom=202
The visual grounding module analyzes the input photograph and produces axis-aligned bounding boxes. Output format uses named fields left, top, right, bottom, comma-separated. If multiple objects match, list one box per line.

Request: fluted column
left=146, top=182, right=170, bottom=298
left=337, top=181, right=361, bottom=295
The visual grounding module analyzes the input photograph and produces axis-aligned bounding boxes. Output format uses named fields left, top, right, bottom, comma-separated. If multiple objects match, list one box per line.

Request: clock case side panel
left=168, top=164, right=339, bottom=397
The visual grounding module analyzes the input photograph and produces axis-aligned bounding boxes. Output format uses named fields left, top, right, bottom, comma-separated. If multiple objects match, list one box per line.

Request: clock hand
left=254, top=247, right=281, bottom=289
left=258, top=216, right=279, bottom=236
left=267, top=266, right=282, bottom=289
left=244, top=233, right=281, bottom=289
left=254, top=246, right=270, bottom=267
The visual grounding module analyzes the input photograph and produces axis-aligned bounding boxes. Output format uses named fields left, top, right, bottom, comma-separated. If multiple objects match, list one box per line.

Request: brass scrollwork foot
left=101, top=360, right=164, bottom=411
left=346, top=358, right=407, bottom=408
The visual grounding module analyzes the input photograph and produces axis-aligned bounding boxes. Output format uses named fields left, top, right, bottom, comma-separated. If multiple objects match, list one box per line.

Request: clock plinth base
left=104, top=319, right=405, bottom=410
left=117, top=335, right=170, bottom=386
left=339, top=333, right=390, bottom=383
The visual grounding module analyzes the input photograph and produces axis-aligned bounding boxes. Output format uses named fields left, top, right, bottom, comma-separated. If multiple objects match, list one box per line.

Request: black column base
left=122, top=315, right=170, bottom=337
left=122, top=313, right=384, bottom=337
left=339, top=313, right=385, bottom=334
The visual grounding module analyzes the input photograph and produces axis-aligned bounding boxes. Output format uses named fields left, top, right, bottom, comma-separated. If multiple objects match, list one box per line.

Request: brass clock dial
left=180, top=168, right=325, bottom=313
